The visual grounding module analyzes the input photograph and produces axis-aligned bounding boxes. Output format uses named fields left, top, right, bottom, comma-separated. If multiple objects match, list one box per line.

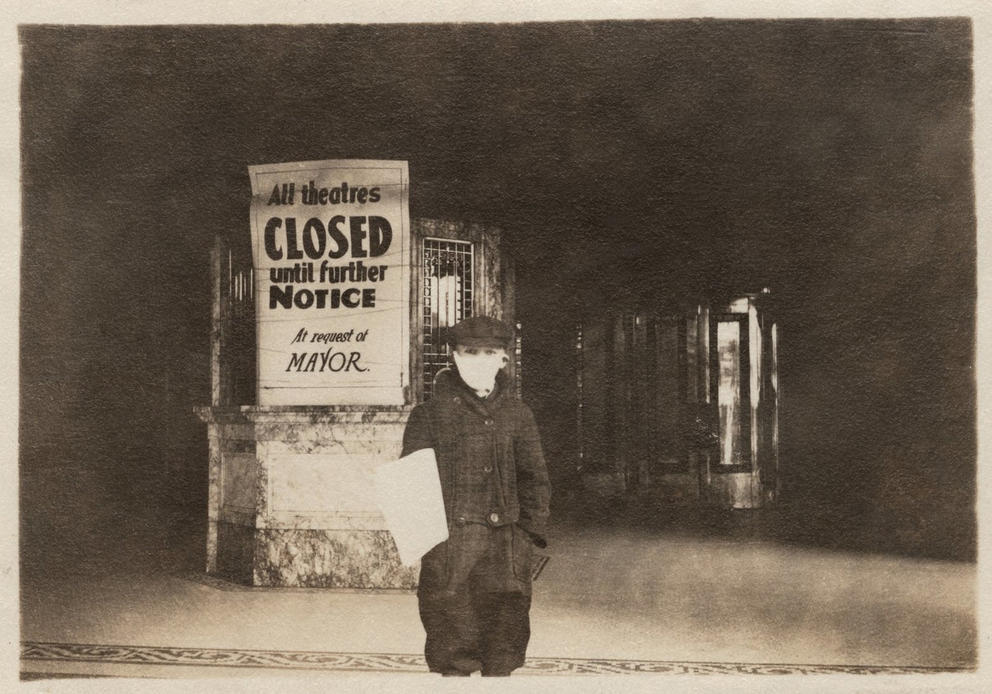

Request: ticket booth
left=577, top=291, right=780, bottom=509
left=196, top=208, right=515, bottom=588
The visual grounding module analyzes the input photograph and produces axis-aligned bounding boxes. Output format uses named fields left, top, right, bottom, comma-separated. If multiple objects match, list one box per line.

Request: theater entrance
left=575, top=292, right=780, bottom=509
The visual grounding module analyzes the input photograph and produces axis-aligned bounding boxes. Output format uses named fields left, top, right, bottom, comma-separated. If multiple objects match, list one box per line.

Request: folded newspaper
left=372, top=448, right=449, bottom=566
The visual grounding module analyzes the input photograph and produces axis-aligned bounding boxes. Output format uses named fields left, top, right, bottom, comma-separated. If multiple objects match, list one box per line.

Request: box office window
left=422, top=238, right=474, bottom=398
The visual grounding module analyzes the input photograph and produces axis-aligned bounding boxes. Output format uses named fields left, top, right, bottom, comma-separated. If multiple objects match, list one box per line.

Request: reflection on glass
left=700, top=307, right=710, bottom=403
left=729, top=297, right=749, bottom=313
left=771, top=322, right=779, bottom=452
left=657, top=321, right=679, bottom=444
left=429, top=273, right=462, bottom=328
left=717, top=321, right=745, bottom=466
left=686, top=318, right=697, bottom=403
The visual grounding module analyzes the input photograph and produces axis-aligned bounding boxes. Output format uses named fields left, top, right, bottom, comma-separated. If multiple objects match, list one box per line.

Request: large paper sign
left=372, top=448, right=449, bottom=566
left=249, top=160, right=410, bottom=405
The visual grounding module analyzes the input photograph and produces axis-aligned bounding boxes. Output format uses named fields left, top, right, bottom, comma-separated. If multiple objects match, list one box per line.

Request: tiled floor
left=19, top=510, right=977, bottom=679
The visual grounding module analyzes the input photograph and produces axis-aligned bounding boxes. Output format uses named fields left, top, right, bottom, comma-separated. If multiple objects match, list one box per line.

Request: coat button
left=484, top=419, right=493, bottom=425
left=453, top=396, right=460, bottom=403
left=489, top=512, right=500, bottom=524
left=457, top=517, right=466, bottom=525
left=483, top=466, right=492, bottom=473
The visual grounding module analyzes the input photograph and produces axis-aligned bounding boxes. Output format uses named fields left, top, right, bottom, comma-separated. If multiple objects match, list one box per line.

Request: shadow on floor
left=550, top=487, right=977, bottom=563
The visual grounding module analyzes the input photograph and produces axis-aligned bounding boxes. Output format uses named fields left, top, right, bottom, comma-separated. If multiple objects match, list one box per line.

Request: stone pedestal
left=194, top=405, right=418, bottom=588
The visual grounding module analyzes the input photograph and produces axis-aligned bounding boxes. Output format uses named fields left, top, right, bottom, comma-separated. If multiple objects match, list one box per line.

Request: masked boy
left=401, top=315, right=551, bottom=677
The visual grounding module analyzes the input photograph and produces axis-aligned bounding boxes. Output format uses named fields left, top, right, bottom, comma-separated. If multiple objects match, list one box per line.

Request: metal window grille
left=422, top=238, right=474, bottom=398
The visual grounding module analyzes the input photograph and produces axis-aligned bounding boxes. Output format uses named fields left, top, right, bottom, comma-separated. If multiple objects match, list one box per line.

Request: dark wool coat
left=401, top=367, right=551, bottom=595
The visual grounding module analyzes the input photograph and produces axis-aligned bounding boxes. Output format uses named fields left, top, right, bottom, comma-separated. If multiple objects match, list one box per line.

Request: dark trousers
left=418, top=524, right=532, bottom=676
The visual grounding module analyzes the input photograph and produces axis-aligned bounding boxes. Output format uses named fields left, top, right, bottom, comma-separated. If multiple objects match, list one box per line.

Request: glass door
left=709, top=313, right=752, bottom=471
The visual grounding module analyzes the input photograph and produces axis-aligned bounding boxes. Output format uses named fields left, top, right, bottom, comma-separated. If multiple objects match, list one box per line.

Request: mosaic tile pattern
left=21, top=642, right=971, bottom=676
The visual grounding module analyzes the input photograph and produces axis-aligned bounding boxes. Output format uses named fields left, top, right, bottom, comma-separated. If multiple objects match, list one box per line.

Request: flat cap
left=447, top=316, right=513, bottom=349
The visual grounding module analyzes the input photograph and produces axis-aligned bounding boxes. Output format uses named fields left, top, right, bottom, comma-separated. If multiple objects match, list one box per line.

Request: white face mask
left=452, top=351, right=507, bottom=396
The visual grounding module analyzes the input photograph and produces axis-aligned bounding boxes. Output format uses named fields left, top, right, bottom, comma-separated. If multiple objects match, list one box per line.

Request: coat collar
left=433, top=367, right=511, bottom=416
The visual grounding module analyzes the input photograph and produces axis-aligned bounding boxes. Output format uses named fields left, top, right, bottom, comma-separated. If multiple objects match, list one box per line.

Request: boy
left=401, top=315, right=551, bottom=677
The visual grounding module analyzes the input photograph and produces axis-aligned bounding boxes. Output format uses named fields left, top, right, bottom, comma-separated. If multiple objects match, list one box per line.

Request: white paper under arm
left=372, top=448, right=448, bottom=566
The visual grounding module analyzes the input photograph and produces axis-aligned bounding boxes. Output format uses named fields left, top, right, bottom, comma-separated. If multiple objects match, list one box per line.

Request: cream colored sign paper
left=372, top=448, right=448, bottom=566
left=248, top=159, right=410, bottom=405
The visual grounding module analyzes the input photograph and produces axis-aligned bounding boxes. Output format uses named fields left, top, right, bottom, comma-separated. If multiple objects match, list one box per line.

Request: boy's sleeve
left=515, top=405, right=551, bottom=548
left=401, top=404, right=434, bottom=457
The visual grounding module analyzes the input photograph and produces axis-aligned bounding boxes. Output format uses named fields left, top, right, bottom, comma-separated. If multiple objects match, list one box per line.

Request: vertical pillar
left=206, top=236, right=226, bottom=572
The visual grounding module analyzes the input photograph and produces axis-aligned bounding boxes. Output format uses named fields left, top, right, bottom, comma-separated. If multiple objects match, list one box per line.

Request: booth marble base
left=195, top=406, right=419, bottom=589
left=216, top=523, right=417, bottom=588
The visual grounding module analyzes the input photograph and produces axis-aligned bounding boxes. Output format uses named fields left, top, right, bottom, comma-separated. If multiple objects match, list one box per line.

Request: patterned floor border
left=21, top=641, right=973, bottom=676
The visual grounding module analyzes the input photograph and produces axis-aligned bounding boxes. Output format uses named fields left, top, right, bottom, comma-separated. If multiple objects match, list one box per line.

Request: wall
left=20, top=21, right=976, bottom=565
